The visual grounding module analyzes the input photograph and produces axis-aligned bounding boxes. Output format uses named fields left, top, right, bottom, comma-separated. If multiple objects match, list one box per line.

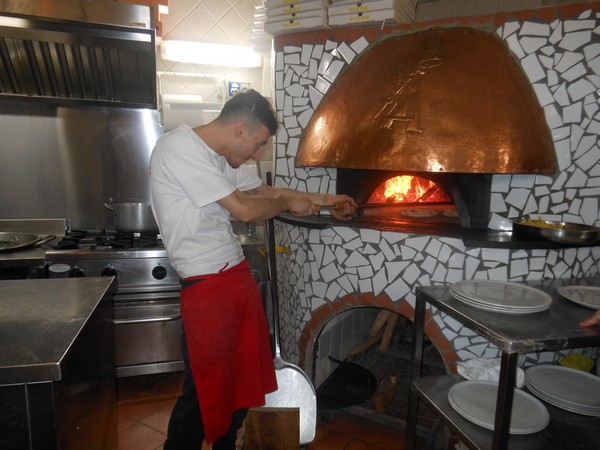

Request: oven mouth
left=351, top=172, right=458, bottom=225
left=336, top=168, right=491, bottom=229
left=366, top=174, right=452, bottom=205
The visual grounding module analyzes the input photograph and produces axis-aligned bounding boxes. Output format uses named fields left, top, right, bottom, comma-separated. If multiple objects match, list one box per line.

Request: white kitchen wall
left=155, top=0, right=588, bottom=146
left=156, top=0, right=266, bottom=129
left=157, top=0, right=590, bottom=112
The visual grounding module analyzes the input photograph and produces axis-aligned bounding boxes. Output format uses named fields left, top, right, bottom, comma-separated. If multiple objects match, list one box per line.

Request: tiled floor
left=116, top=372, right=433, bottom=450
left=117, top=373, right=182, bottom=450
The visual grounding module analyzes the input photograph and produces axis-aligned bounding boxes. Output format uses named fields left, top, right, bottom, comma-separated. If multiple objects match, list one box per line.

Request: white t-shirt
left=150, top=124, right=262, bottom=277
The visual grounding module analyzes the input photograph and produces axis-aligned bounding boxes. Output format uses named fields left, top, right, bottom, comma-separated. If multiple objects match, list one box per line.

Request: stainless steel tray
left=512, top=219, right=600, bottom=245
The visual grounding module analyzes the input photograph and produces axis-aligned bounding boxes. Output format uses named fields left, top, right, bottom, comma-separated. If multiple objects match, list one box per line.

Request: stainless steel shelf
left=413, top=374, right=599, bottom=450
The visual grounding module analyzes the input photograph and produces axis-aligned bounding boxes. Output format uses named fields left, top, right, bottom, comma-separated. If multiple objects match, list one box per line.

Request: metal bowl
left=512, top=220, right=600, bottom=245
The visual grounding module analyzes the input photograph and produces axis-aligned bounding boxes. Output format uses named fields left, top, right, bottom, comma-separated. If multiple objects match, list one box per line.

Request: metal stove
left=46, top=231, right=179, bottom=292
left=45, top=230, right=184, bottom=378
left=44, top=229, right=270, bottom=378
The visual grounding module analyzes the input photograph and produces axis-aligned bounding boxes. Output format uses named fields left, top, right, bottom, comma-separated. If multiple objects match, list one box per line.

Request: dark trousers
left=163, top=330, right=248, bottom=450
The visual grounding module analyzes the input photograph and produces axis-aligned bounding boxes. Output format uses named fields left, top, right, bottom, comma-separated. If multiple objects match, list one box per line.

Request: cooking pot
left=0, top=232, right=55, bottom=252
left=105, top=202, right=159, bottom=234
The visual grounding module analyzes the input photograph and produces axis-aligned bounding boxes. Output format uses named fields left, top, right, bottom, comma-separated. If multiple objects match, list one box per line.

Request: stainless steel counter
left=0, top=236, right=61, bottom=268
left=0, top=277, right=116, bottom=384
left=0, top=218, right=65, bottom=268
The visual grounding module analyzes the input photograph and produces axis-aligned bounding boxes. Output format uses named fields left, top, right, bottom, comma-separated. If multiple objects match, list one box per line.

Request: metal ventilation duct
left=0, top=0, right=157, bottom=108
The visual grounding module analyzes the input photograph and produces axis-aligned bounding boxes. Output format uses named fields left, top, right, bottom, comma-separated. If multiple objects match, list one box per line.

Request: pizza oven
left=297, top=26, right=558, bottom=230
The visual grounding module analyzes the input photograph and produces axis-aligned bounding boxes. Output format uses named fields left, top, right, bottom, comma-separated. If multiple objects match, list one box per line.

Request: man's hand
left=288, top=196, right=320, bottom=216
left=580, top=309, right=600, bottom=327
left=313, top=195, right=359, bottom=221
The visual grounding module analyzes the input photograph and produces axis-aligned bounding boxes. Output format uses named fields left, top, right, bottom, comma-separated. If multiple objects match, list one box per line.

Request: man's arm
left=218, top=183, right=357, bottom=223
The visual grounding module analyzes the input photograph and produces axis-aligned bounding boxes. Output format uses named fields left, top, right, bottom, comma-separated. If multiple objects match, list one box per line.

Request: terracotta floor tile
left=117, top=422, right=166, bottom=450
left=344, top=440, right=389, bottom=449
left=118, top=395, right=175, bottom=423
left=150, top=373, right=184, bottom=398
left=117, top=411, right=137, bottom=433
left=117, top=378, right=146, bottom=400
left=141, top=401, right=176, bottom=434
left=350, top=419, right=406, bottom=448
left=318, top=411, right=376, bottom=438
left=306, top=426, right=354, bottom=449
left=116, top=372, right=441, bottom=450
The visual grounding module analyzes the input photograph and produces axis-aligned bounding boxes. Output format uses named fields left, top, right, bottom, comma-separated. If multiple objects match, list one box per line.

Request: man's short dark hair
left=219, top=89, right=278, bottom=135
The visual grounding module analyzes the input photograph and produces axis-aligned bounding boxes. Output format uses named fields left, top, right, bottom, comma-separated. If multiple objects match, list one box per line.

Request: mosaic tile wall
left=270, top=5, right=600, bottom=368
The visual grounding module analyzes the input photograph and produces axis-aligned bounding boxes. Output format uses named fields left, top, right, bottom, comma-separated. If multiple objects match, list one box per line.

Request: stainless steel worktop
left=0, top=218, right=65, bottom=268
left=0, top=277, right=116, bottom=384
left=0, top=236, right=61, bottom=267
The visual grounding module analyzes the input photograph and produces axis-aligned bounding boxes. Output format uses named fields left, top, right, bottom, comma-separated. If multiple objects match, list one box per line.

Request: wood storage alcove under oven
left=306, top=296, right=456, bottom=447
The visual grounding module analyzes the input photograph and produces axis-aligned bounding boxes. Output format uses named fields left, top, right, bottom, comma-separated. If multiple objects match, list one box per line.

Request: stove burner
left=54, top=230, right=163, bottom=251
left=110, top=233, right=162, bottom=250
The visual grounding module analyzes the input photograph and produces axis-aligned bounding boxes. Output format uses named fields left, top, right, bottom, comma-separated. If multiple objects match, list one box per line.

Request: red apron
left=180, top=260, right=277, bottom=444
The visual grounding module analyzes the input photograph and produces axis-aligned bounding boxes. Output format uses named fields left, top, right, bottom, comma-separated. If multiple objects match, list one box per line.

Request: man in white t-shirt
left=150, top=89, right=356, bottom=450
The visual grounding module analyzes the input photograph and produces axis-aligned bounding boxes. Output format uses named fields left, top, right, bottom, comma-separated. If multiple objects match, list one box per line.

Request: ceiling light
left=160, top=40, right=262, bottom=68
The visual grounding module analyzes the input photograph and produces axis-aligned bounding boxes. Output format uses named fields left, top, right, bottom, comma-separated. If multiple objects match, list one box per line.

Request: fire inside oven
left=361, top=174, right=456, bottom=222
left=367, top=175, right=451, bottom=204
left=337, top=168, right=492, bottom=229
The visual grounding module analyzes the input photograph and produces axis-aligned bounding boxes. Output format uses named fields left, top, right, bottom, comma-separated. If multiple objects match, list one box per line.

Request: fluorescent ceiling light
left=160, top=40, right=262, bottom=68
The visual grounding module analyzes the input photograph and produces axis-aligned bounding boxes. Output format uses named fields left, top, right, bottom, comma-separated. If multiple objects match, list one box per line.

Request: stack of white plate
left=447, top=380, right=550, bottom=434
left=450, top=280, right=552, bottom=314
left=525, top=365, right=600, bottom=416
left=557, top=285, right=600, bottom=309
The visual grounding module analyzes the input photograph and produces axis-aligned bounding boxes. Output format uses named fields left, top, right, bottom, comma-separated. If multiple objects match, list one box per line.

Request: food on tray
left=519, top=218, right=567, bottom=229
left=442, top=209, right=458, bottom=217
left=513, top=218, right=600, bottom=245
left=401, top=209, right=438, bottom=218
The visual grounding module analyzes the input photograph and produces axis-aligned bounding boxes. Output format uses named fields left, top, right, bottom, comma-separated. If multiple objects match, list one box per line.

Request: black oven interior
left=336, top=168, right=493, bottom=229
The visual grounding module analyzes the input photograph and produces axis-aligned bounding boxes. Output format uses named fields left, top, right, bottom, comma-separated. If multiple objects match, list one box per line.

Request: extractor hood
left=0, top=0, right=157, bottom=108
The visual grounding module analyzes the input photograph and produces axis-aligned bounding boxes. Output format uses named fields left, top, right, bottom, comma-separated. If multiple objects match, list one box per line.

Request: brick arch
left=298, top=293, right=459, bottom=379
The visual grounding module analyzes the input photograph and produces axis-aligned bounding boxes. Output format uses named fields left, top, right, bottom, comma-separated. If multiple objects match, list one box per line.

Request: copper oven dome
left=297, top=26, right=557, bottom=175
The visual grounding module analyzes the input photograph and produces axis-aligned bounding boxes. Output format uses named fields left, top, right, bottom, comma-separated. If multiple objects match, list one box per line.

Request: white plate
left=525, top=382, right=600, bottom=416
left=452, top=298, right=550, bottom=314
left=450, top=280, right=552, bottom=313
left=452, top=290, right=549, bottom=311
left=448, top=380, right=549, bottom=434
left=557, top=285, right=600, bottom=310
left=525, top=365, right=600, bottom=416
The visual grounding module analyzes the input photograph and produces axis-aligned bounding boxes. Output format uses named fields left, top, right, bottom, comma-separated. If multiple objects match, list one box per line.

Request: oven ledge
left=276, top=213, right=599, bottom=250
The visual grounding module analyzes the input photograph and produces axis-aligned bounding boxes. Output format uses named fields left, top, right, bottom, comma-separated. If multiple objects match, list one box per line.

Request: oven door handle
left=114, top=311, right=181, bottom=325
left=113, top=303, right=181, bottom=324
